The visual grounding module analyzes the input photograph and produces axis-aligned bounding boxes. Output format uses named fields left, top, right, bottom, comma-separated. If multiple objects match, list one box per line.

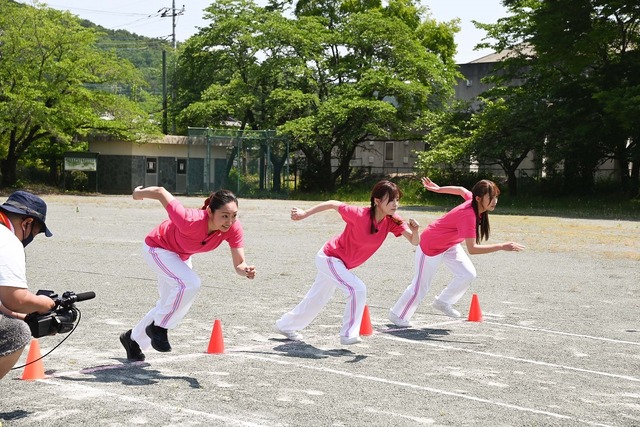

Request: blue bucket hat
left=0, top=191, right=53, bottom=237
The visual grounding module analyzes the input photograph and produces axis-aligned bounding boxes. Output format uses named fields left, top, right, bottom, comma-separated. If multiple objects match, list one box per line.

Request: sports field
left=2, top=195, right=639, bottom=426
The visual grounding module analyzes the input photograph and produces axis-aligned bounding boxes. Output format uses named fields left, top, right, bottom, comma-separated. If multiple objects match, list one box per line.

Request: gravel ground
left=1, top=195, right=639, bottom=427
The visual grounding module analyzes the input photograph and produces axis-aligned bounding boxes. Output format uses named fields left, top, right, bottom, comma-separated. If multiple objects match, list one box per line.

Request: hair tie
left=202, top=196, right=211, bottom=210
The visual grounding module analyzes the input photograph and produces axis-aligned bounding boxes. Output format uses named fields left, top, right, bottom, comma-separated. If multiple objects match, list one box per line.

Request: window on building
left=385, top=142, right=394, bottom=161
left=146, top=158, right=157, bottom=174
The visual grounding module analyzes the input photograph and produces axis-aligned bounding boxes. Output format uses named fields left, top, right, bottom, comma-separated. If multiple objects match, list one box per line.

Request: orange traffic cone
left=467, top=293, right=483, bottom=322
left=206, top=319, right=225, bottom=354
left=21, top=339, right=46, bottom=380
left=359, top=305, right=373, bottom=336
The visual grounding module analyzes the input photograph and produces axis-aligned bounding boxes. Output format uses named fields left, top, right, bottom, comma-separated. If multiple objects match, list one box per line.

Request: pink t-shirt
left=419, top=190, right=477, bottom=256
left=145, top=199, right=243, bottom=261
left=323, top=204, right=409, bottom=270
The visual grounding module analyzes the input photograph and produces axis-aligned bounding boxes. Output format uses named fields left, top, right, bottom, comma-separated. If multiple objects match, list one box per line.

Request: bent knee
left=458, top=269, right=477, bottom=282
left=184, top=277, right=202, bottom=290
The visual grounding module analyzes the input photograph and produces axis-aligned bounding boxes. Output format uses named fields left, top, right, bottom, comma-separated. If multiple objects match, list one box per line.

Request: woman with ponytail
left=388, top=177, right=524, bottom=326
left=120, top=186, right=255, bottom=361
left=275, top=180, right=420, bottom=345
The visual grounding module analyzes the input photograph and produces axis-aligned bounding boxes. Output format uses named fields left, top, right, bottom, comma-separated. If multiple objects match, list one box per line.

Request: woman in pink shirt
left=388, top=177, right=524, bottom=326
left=275, top=180, right=420, bottom=345
left=120, top=186, right=256, bottom=361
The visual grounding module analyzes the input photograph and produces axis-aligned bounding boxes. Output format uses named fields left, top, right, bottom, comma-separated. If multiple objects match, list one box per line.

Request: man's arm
left=0, top=287, right=56, bottom=315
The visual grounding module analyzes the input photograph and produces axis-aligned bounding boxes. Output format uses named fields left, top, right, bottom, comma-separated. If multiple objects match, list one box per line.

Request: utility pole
left=159, top=2, right=185, bottom=48
left=159, top=2, right=185, bottom=134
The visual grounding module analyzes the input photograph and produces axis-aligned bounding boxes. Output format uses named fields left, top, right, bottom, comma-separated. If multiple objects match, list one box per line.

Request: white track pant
left=276, top=249, right=366, bottom=339
left=391, top=244, right=476, bottom=322
left=131, top=243, right=201, bottom=350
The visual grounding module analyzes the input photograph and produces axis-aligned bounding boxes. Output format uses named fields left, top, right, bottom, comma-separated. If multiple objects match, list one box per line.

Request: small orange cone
left=206, top=319, right=225, bottom=354
left=359, top=305, right=373, bottom=336
left=21, top=339, right=46, bottom=380
left=467, top=293, right=483, bottom=322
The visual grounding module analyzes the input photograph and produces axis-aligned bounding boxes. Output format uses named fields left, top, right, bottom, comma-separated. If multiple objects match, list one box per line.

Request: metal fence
left=186, top=128, right=290, bottom=196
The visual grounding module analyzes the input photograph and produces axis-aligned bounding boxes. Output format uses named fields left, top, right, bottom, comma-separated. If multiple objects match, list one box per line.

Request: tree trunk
left=506, top=169, right=518, bottom=196
left=224, top=145, right=239, bottom=190
left=270, top=150, right=287, bottom=193
left=0, top=156, right=19, bottom=188
left=48, top=157, right=60, bottom=186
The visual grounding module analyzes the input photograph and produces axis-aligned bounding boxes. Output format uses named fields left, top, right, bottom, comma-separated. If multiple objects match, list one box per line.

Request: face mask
left=21, top=234, right=34, bottom=247
left=21, top=221, right=34, bottom=247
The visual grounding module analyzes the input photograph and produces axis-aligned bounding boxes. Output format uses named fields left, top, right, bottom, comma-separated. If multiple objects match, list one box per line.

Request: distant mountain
left=79, top=21, right=174, bottom=97
left=10, top=0, right=174, bottom=97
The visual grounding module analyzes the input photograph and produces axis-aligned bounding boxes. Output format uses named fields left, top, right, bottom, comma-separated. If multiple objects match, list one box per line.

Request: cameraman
left=0, top=191, right=55, bottom=379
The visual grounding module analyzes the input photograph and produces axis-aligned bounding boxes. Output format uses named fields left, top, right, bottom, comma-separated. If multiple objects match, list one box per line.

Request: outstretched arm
left=290, top=200, right=342, bottom=221
left=132, top=186, right=176, bottom=208
left=230, top=247, right=256, bottom=279
left=464, top=238, right=525, bottom=255
left=422, top=177, right=469, bottom=199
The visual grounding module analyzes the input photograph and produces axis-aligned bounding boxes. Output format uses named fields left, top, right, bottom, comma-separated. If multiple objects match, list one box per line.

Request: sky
left=19, top=0, right=508, bottom=64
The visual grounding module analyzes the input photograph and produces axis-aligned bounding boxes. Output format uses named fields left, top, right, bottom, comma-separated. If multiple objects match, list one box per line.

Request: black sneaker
left=119, top=329, right=145, bottom=361
left=145, top=322, right=172, bottom=352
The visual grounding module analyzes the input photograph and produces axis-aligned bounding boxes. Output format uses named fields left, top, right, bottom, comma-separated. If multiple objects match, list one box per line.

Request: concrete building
left=87, top=135, right=232, bottom=194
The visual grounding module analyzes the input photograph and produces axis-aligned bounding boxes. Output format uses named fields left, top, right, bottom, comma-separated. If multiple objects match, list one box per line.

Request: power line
left=158, top=2, right=185, bottom=49
left=45, top=2, right=171, bottom=38
left=47, top=3, right=153, bottom=17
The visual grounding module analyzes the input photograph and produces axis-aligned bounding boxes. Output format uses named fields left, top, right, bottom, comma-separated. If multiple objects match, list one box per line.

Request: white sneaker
left=388, top=310, right=412, bottom=327
left=274, top=324, right=303, bottom=341
left=340, top=336, right=362, bottom=345
left=432, top=299, right=461, bottom=318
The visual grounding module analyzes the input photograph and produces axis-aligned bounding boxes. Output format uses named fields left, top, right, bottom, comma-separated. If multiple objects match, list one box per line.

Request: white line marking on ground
left=379, top=334, right=640, bottom=383
left=35, top=378, right=272, bottom=427
left=229, top=352, right=614, bottom=427
left=364, top=407, right=435, bottom=424
left=484, top=321, right=640, bottom=346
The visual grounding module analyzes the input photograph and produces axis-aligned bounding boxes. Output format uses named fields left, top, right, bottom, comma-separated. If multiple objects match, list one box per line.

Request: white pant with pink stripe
left=131, top=243, right=201, bottom=351
left=390, top=244, right=476, bottom=322
left=276, top=249, right=366, bottom=340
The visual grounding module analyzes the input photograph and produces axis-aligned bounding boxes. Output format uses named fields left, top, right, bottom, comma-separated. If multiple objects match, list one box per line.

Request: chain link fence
left=186, top=128, right=291, bottom=196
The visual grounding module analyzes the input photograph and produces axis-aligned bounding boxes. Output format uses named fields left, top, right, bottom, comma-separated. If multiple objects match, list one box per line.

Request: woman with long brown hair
left=275, top=180, right=420, bottom=345
left=389, top=177, right=524, bottom=326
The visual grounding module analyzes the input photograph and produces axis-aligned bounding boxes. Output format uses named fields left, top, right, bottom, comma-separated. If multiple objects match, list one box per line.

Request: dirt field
left=2, top=195, right=639, bottom=426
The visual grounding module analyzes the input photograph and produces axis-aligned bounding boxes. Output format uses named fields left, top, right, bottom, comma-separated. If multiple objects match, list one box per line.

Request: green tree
left=469, top=86, right=547, bottom=195
left=0, top=1, right=160, bottom=187
left=175, top=0, right=458, bottom=192
left=281, top=0, right=458, bottom=191
left=414, top=102, right=474, bottom=174
left=476, top=0, right=640, bottom=194
left=175, top=0, right=297, bottom=190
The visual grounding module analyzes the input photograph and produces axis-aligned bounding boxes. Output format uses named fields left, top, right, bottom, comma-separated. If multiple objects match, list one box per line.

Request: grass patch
left=4, top=178, right=639, bottom=221
left=288, top=176, right=640, bottom=221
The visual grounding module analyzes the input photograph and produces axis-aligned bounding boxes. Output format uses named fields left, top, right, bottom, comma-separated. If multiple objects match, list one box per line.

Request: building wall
left=88, top=137, right=230, bottom=195
left=158, top=157, right=176, bottom=190
left=94, top=155, right=141, bottom=194
left=349, top=140, right=425, bottom=173
left=455, top=62, right=498, bottom=103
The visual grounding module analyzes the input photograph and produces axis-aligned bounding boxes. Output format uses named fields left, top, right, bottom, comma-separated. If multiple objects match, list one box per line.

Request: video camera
left=24, top=290, right=96, bottom=338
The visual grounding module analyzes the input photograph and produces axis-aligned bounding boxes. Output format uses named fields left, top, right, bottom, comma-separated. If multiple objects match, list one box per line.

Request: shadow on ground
left=49, top=361, right=201, bottom=388
left=0, top=410, right=30, bottom=423
left=381, top=326, right=480, bottom=345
